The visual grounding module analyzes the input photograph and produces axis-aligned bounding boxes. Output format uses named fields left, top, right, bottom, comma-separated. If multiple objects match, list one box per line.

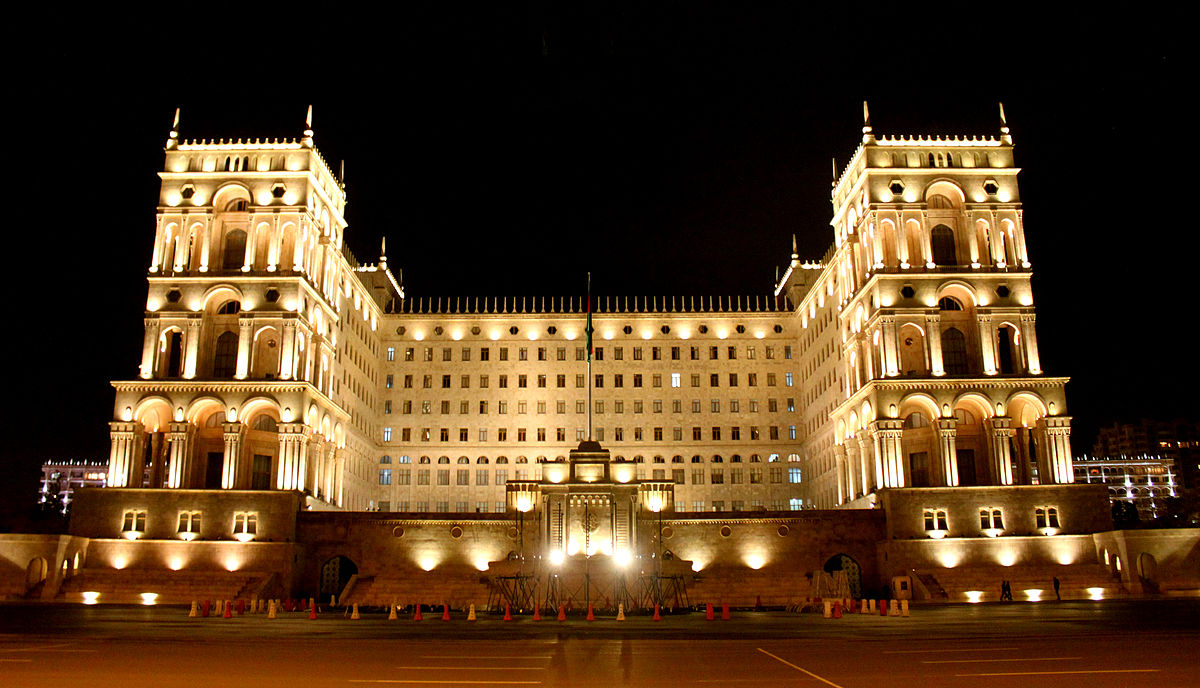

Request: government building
left=4, top=108, right=1196, bottom=608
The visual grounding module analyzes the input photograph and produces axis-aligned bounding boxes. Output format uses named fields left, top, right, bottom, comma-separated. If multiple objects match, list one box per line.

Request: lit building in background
left=1074, top=455, right=1177, bottom=520
left=1092, top=419, right=1200, bottom=490
left=39, top=460, right=108, bottom=513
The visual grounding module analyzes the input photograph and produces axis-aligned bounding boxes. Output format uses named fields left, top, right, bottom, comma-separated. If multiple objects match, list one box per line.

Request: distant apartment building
left=1092, top=419, right=1200, bottom=490
left=40, top=460, right=109, bottom=513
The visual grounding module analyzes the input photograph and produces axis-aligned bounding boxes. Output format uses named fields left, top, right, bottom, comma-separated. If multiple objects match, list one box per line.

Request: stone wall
left=70, top=488, right=304, bottom=542
left=876, top=484, right=1112, bottom=540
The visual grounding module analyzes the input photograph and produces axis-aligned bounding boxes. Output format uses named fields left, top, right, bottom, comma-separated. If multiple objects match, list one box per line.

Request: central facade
left=107, top=107, right=1075, bottom=522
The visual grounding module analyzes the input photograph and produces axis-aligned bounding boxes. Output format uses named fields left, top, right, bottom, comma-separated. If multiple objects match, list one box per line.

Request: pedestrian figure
left=1000, top=580, right=1012, bottom=601
left=1053, top=576, right=1061, bottom=601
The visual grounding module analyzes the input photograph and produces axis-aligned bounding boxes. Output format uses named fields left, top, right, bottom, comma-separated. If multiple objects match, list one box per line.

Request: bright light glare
left=965, top=590, right=983, bottom=603
left=549, top=550, right=565, bottom=566
left=1024, top=589, right=1043, bottom=602
left=82, top=591, right=100, bottom=605
left=1087, top=587, right=1104, bottom=601
left=141, top=592, right=159, bottom=605
left=614, top=549, right=632, bottom=568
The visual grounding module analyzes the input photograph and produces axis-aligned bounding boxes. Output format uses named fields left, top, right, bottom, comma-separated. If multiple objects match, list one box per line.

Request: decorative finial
left=339, top=160, right=345, bottom=185
left=379, top=236, right=387, bottom=268
left=302, top=105, right=314, bottom=147
left=862, top=100, right=875, bottom=144
left=166, top=107, right=180, bottom=149
left=999, top=102, right=1012, bottom=144
left=791, top=233, right=799, bottom=264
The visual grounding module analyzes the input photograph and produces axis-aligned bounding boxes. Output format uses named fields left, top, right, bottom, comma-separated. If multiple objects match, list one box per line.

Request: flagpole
left=586, top=272, right=593, bottom=442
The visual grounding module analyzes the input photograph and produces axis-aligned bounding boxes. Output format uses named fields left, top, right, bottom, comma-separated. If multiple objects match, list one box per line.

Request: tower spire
left=862, top=100, right=875, bottom=143
left=302, top=105, right=314, bottom=147
left=166, top=107, right=180, bottom=149
left=380, top=236, right=387, bottom=267
left=999, top=101, right=1012, bottom=144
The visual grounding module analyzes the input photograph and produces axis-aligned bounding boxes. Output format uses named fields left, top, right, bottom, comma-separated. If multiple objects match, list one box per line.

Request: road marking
left=419, top=656, right=552, bottom=660
left=955, top=669, right=1159, bottom=677
left=757, top=648, right=845, bottom=688
left=0, top=659, right=34, bottom=663
left=924, top=656, right=1081, bottom=664
left=394, top=667, right=546, bottom=671
left=884, top=647, right=1019, bottom=654
left=348, top=677, right=540, bottom=681
left=0, top=643, right=89, bottom=653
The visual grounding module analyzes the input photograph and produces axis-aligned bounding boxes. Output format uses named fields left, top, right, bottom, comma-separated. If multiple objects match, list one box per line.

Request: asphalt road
left=1, top=600, right=1196, bottom=687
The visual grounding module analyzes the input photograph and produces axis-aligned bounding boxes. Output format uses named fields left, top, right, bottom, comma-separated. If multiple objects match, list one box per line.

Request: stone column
left=221, top=422, right=244, bottom=489
left=276, top=423, right=308, bottom=490
left=987, top=416, right=1016, bottom=486
left=279, top=318, right=297, bottom=380
left=1020, top=313, right=1042, bottom=374
left=242, top=219, right=256, bottom=272
left=183, top=316, right=202, bottom=379
left=935, top=418, right=959, bottom=487
left=107, top=421, right=142, bottom=488
left=333, top=451, right=345, bottom=507
left=140, top=318, right=160, bottom=379
left=920, top=210, right=933, bottom=267
left=871, top=419, right=905, bottom=488
left=165, top=422, right=193, bottom=488
left=977, top=314, right=997, bottom=375
left=833, top=444, right=847, bottom=505
left=881, top=315, right=898, bottom=376
left=235, top=316, right=253, bottom=379
left=925, top=313, right=944, bottom=376
left=844, top=440, right=859, bottom=499
left=1039, top=416, right=1074, bottom=484
left=856, top=433, right=874, bottom=495
left=150, top=218, right=165, bottom=272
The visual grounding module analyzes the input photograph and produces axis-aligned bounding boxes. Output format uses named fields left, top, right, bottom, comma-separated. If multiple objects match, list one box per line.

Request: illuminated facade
left=109, top=106, right=1075, bottom=518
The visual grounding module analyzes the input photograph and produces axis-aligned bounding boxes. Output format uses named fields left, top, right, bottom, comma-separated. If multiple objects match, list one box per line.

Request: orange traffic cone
left=532, top=604, right=541, bottom=621
left=556, top=605, right=566, bottom=622
left=653, top=604, right=661, bottom=621
left=224, top=601, right=232, bottom=619
left=413, top=605, right=423, bottom=621
left=237, top=599, right=245, bottom=615
left=721, top=604, right=730, bottom=620
left=442, top=604, right=451, bottom=621
left=586, top=604, right=595, bottom=621
left=879, top=600, right=887, bottom=616
left=309, top=604, right=317, bottom=620
left=705, top=603, right=714, bottom=620
left=832, top=602, right=842, bottom=618
left=504, top=604, right=513, bottom=621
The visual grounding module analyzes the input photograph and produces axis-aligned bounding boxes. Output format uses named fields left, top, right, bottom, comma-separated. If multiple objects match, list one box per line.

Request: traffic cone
left=833, top=602, right=842, bottom=619
left=467, top=604, right=476, bottom=621
left=413, top=605, right=423, bottom=621
left=309, top=603, right=317, bottom=620
left=617, top=603, right=625, bottom=621
left=388, top=604, right=397, bottom=620
left=224, top=601, right=232, bottom=619
left=237, top=599, right=245, bottom=615
left=202, top=600, right=210, bottom=617
left=556, top=605, right=566, bottom=622
left=860, top=599, right=869, bottom=615
left=189, top=601, right=198, bottom=618
left=879, top=600, right=887, bottom=616
left=823, top=600, right=832, bottom=618
left=268, top=600, right=277, bottom=619
left=331, top=594, right=337, bottom=607
left=504, top=604, right=513, bottom=621
left=721, top=604, right=730, bottom=620
left=889, top=599, right=901, bottom=617
left=652, top=604, right=661, bottom=621
left=586, top=604, right=595, bottom=621
left=532, top=604, right=541, bottom=621
left=351, top=603, right=360, bottom=620
left=901, top=599, right=910, bottom=617
left=705, top=603, right=714, bottom=621
left=442, top=604, right=451, bottom=621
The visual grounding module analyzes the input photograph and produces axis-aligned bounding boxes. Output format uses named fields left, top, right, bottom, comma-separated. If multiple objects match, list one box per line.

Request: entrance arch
left=1137, top=552, right=1159, bottom=592
left=824, top=553, right=862, bottom=599
left=319, top=556, right=358, bottom=599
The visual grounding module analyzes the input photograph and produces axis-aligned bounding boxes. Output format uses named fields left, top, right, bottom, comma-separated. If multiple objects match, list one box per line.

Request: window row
left=383, top=425, right=798, bottom=443
left=385, top=398, right=797, bottom=415
left=381, top=453, right=801, bottom=464
left=921, top=506, right=1061, bottom=536
left=385, top=372, right=795, bottom=390
left=120, top=509, right=258, bottom=541
left=386, top=344, right=794, bottom=363
left=379, top=467, right=799, bottom=487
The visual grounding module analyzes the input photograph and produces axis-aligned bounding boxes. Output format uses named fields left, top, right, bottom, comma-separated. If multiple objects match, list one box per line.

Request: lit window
left=379, top=468, right=392, bottom=485
left=233, top=511, right=258, bottom=539
left=176, top=511, right=201, bottom=539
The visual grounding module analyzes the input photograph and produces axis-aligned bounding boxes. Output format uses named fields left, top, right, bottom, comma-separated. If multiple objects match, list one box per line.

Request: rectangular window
left=461, top=375, right=470, bottom=388
left=557, top=427, right=566, bottom=441
left=747, top=373, right=757, bottom=387
left=440, top=428, right=449, bottom=442
left=728, top=346, right=737, bottom=360
left=731, top=427, right=741, bottom=441
left=557, top=347, right=566, bottom=361
left=417, top=470, right=430, bottom=485
left=379, top=468, right=392, bottom=485
left=557, top=374, right=566, bottom=388
left=499, top=375, right=508, bottom=388
left=480, top=375, right=489, bottom=388
left=386, top=347, right=395, bottom=361
left=519, top=374, right=528, bottom=388
left=479, top=429, right=487, bottom=442
left=692, top=469, right=705, bottom=485
left=614, top=347, right=623, bottom=361
left=634, top=427, right=644, bottom=441
left=557, top=400, right=566, bottom=414
left=537, top=347, right=546, bottom=361
left=750, top=467, right=762, bottom=483
left=437, top=470, right=450, bottom=485
left=384, top=400, right=393, bottom=414
left=711, top=399, right=720, bottom=413
left=770, top=467, right=783, bottom=483
left=653, top=427, right=663, bottom=441
left=923, top=509, right=949, bottom=532
left=476, top=501, right=489, bottom=513
left=423, top=347, right=433, bottom=362
left=396, top=469, right=411, bottom=485
left=576, top=374, right=586, bottom=388
left=499, top=347, right=509, bottom=361
left=784, top=345, right=792, bottom=359
left=730, top=469, right=743, bottom=484
left=787, top=398, right=795, bottom=412
left=788, top=467, right=802, bottom=483
left=457, top=469, right=469, bottom=485
left=459, top=428, right=468, bottom=441
left=436, top=501, right=449, bottom=513
left=671, top=346, right=680, bottom=360
left=767, top=373, right=777, bottom=386
left=386, top=374, right=394, bottom=389
left=653, top=374, right=663, bottom=388
left=423, top=375, right=432, bottom=389
left=692, top=427, right=702, bottom=440
left=460, top=401, right=469, bottom=414
left=232, top=511, right=257, bottom=536
left=176, top=511, right=199, bottom=536
left=462, top=347, right=471, bottom=362
left=614, top=374, right=623, bottom=388
left=519, top=347, right=528, bottom=361
left=785, top=372, right=794, bottom=387
left=671, top=373, right=681, bottom=388
left=576, top=400, right=586, bottom=414
left=496, top=470, right=507, bottom=485
left=404, top=374, right=413, bottom=388
left=728, top=373, right=738, bottom=387
left=498, top=401, right=508, bottom=414
left=765, top=346, right=774, bottom=359
left=614, top=400, right=624, bottom=414
left=440, top=400, right=450, bottom=414
left=518, top=428, right=527, bottom=441
left=537, top=428, right=546, bottom=441
left=690, top=346, right=699, bottom=360
left=747, top=346, right=755, bottom=360
left=652, top=346, right=661, bottom=360
left=405, top=347, right=415, bottom=361
left=480, top=348, right=489, bottom=361
left=577, top=347, right=586, bottom=361
left=383, top=427, right=392, bottom=442
left=710, top=373, right=719, bottom=387
left=710, top=346, right=719, bottom=360
left=595, top=374, right=603, bottom=388
left=594, top=347, right=604, bottom=361
left=498, top=428, right=507, bottom=441
left=711, top=427, right=721, bottom=440
left=673, top=469, right=685, bottom=484
left=672, top=427, right=682, bottom=441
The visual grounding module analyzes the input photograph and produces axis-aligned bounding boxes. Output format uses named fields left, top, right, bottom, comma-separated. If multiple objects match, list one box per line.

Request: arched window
left=931, top=225, right=956, bottom=265
left=213, top=331, right=239, bottom=378
left=476, top=456, right=489, bottom=464
left=225, top=199, right=248, bottom=212
left=672, top=455, right=683, bottom=463
left=938, top=297, right=963, bottom=311
left=749, top=453, right=761, bottom=463
left=457, top=456, right=470, bottom=464
left=515, top=456, right=528, bottom=464
left=437, top=456, right=450, bottom=464
left=161, top=330, right=183, bottom=377
left=223, top=230, right=247, bottom=270
left=252, top=415, right=278, bottom=432
left=691, top=455, right=702, bottom=463
left=216, top=300, right=241, bottom=315
left=418, top=456, right=431, bottom=464
left=904, top=412, right=929, bottom=429
left=712, top=455, right=724, bottom=463
left=731, top=454, right=742, bottom=463
left=496, top=456, right=509, bottom=464
left=942, top=327, right=969, bottom=375
left=380, top=455, right=392, bottom=464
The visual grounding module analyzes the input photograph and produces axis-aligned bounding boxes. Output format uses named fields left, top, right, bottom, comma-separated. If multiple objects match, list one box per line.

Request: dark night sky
left=5, top=8, right=1193, bottom=506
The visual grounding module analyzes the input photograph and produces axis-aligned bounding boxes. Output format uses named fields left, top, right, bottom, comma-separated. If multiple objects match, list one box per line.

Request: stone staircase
left=338, top=568, right=493, bottom=609
left=58, top=569, right=266, bottom=604
left=913, top=563, right=1123, bottom=602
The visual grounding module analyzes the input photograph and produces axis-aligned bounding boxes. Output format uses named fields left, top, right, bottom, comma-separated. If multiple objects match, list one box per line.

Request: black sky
left=5, top=7, right=1193, bottom=504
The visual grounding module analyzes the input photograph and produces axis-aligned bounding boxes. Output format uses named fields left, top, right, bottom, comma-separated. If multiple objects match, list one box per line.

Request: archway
left=25, top=557, right=48, bottom=594
left=824, top=554, right=862, bottom=599
left=1137, top=552, right=1159, bottom=592
left=320, top=556, right=358, bottom=600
